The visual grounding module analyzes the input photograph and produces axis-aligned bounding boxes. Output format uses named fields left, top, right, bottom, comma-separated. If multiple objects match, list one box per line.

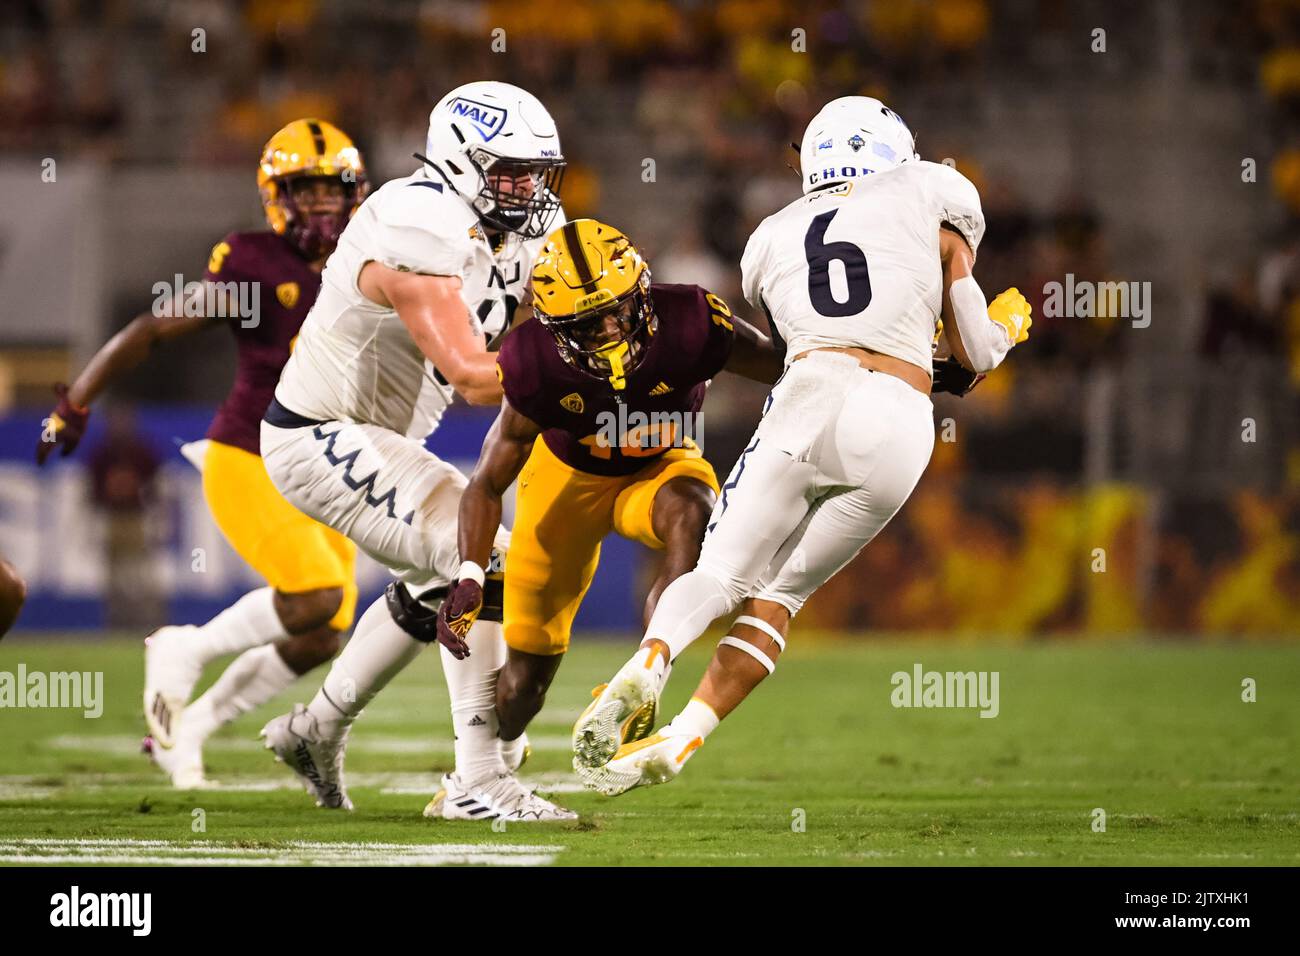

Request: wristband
left=456, top=560, right=486, bottom=587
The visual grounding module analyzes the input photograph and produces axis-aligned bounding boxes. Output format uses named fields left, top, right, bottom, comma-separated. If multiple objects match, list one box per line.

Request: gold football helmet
left=257, top=118, right=367, bottom=258
left=531, top=219, right=655, bottom=391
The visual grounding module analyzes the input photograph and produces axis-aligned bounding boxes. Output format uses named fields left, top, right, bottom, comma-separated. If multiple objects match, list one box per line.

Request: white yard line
left=0, top=770, right=587, bottom=796
left=0, top=837, right=563, bottom=867
left=45, top=733, right=575, bottom=756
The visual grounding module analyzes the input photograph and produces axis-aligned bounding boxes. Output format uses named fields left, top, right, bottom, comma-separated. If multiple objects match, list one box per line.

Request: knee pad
left=385, top=582, right=439, bottom=644
left=385, top=572, right=506, bottom=645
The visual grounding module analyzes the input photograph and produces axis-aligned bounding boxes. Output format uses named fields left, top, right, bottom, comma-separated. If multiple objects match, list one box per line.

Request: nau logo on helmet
left=449, top=98, right=507, bottom=142
left=276, top=282, right=300, bottom=309
left=560, top=392, right=585, bottom=414
left=848, top=134, right=865, bottom=153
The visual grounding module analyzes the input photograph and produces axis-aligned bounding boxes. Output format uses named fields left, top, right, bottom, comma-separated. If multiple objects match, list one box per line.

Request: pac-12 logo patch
left=448, top=97, right=507, bottom=141
left=276, top=282, right=300, bottom=309
left=560, top=392, right=585, bottom=414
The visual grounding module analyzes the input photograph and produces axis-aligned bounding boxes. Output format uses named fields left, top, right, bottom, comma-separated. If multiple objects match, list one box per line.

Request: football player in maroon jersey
left=36, top=119, right=368, bottom=788
left=425, top=218, right=782, bottom=814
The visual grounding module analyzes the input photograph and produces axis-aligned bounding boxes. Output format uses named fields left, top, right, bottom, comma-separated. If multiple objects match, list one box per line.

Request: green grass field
left=0, top=635, right=1297, bottom=866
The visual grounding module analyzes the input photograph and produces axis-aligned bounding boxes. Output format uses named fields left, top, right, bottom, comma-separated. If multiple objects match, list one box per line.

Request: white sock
left=664, top=698, right=720, bottom=741
left=643, top=570, right=738, bottom=660
left=189, top=588, right=288, bottom=665
left=181, top=644, right=298, bottom=744
left=500, top=731, right=526, bottom=769
left=440, top=619, right=508, bottom=783
left=306, top=594, right=423, bottom=737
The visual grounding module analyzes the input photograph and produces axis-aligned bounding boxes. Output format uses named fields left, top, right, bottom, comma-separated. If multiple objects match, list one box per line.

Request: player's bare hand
left=988, top=288, right=1032, bottom=346
left=436, top=578, right=483, bottom=659
left=36, top=384, right=90, bottom=465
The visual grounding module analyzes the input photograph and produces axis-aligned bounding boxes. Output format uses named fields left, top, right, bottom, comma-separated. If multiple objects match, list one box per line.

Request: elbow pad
left=949, top=275, right=1012, bottom=373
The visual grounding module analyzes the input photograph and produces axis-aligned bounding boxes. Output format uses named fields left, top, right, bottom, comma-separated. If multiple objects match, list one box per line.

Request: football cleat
left=575, top=732, right=702, bottom=797
left=141, top=733, right=212, bottom=790
left=260, top=704, right=353, bottom=810
left=423, top=771, right=577, bottom=822
left=571, top=649, right=664, bottom=769
left=143, top=624, right=203, bottom=749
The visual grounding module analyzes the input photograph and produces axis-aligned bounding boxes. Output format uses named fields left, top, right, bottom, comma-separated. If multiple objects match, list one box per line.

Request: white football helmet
left=799, top=96, right=918, bottom=194
left=423, top=81, right=565, bottom=238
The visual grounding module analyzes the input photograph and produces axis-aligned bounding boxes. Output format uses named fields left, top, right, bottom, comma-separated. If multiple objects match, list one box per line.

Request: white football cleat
left=571, top=649, right=665, bottom=769
left=141, top=733, right=212, bottom=790
left=260, top=704, right=353, bottom=810
left=423, top=771, right=577, bottom=822
left=575, top=731, right=702, bottom=797
left=142, top=624, right=203, bottom=749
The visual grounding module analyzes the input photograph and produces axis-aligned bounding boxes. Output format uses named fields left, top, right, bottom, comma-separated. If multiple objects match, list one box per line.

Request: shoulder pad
left=918, top=161, right=985, bottom=257
left=367, top=175, right=480, bottom=276
left=495, top=317, right=547, bottom=409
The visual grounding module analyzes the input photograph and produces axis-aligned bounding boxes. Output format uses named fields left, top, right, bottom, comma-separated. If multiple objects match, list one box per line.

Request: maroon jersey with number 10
left=202, top=231, right=321, bottom=454
left=496, top=283, right=736, bottom=477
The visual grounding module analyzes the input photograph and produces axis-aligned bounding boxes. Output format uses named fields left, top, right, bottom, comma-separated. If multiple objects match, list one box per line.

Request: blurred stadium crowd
left=1, top=0, right=1297, bottom=635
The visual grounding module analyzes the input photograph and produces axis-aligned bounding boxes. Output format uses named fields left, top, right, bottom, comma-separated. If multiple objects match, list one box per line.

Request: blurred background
left=1, top=0, right=1296, bottom=637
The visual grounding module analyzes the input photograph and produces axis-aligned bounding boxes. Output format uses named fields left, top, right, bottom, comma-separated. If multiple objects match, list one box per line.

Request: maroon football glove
left=436, top=577, right=484, bottom=660
left=36, top=384, right=90, bottom=464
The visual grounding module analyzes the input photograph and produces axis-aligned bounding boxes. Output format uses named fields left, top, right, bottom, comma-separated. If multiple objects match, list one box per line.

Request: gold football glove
left=988, top=288, right=1032, bottom=346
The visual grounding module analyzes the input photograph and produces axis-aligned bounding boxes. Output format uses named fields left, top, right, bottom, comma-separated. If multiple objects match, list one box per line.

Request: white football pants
left=644, top=352, right=934, bottom=655
left=260, top=418, right=509, bottom=592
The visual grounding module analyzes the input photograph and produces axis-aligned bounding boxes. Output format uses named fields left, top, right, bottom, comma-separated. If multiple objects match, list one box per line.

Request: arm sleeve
left=928, top=163, right=986, bottom=259
left=949, top=274, right=1011, bottom=373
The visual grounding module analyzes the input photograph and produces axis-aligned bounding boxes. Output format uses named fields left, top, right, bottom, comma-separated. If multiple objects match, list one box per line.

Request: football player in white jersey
left=572, top=96, right=1032, bottom=795
left=257, top=81, right=578, bottom=821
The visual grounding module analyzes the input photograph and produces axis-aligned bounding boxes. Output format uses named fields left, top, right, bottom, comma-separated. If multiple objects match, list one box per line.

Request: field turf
left=0, top=635, right=1296, bottom=866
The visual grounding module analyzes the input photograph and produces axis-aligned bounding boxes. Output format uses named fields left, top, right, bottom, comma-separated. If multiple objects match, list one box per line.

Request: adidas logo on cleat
left=150, top=694, right=171, bottom=737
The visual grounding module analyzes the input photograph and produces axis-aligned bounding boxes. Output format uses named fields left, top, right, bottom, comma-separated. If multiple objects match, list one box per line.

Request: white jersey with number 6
left=740, top=160, right=983, bottom=374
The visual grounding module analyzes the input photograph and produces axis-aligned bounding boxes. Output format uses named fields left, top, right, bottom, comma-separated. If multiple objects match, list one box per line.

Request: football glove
left=36, top=383, right=90, bottom=464
left=435, top=577, right=484, bottom=660
left=988, top=287, right=1032, bottom=346
left=931, top=356, right=985, bottom=397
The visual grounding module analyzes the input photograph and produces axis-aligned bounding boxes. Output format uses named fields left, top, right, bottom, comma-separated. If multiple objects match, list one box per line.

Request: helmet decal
left=447, top=97, right=507, bottom=141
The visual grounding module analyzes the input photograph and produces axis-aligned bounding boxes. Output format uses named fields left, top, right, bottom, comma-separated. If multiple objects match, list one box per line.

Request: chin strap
left=595, top=341, right=630, bottom=391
